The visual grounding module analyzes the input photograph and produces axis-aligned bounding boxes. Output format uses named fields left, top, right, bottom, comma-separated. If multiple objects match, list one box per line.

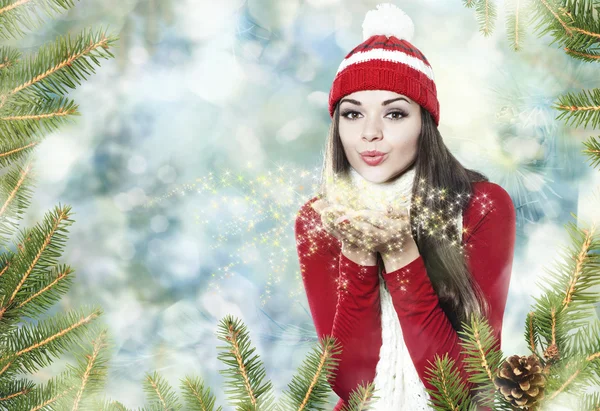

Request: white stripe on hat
left=335, top=48, right=435, bottom=81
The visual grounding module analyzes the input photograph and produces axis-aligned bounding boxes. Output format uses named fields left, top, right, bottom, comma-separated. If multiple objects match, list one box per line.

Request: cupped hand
left=312, top=198, right=413, bottom=255
left=336, top=206, right=413, bottom=254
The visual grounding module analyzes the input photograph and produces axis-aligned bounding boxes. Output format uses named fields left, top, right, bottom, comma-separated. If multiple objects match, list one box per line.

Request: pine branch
left=340, top=382, right=378, bottom=411
left=92, top=398, right=130, bottom=410
left=180, top=375, right=223, bottom=411
left=0, top=306, right=102, bottom=378
left=0, top=204, right=74, bottom=324
left=0, top=95, right=79, bottom=141
left=564, top=319, right=600, bottom=359
left=527, top=0, right=576, bottom=45
left=3, top=370, right=78, bottom=409
left=527, top=0, right=600, bottom=57
left=575, top=391, right=600, bottom=410
left=559, top=223, right=599, bottom=310
left=564, top=45, right=600, bottom=62
left=505, top=0, right=527, bottom=51
left=462, top=0, right=477, bottom=9
left=529, top=221, right=600, bottom=365
left=140, top=371, right=182, bottom=411
left=582, top=135, right=600, bottom=169
left=540, top=353, right=600, bottom=407
left=0, top=137, right=40, bottom=166
left=0, top=378, right=35, bottom=404
left=0, top=45, right=20, bottom=73
left=473, top=0, right=497, bottom=37
left=216, top=315, right=277, bottom=411
left=553, top=88, right=600, bottom=129
left=15, top=263, right=73, bottom=320
left=0, top=27, right=118, bottom=110
left=455, top=314, right=504, bottom=407
left=423, top=353, right=474, bottom=411
left=558, top=0, right=600, bottom=51
left=0, top=158, right=35, bottom=248
left=58, top=327, right=110, bottom=411
left=0, top=0, right=77, bottom=40
left=279, top=334, right=342, bottom=411
left=524, top=311, right=543, bottom=358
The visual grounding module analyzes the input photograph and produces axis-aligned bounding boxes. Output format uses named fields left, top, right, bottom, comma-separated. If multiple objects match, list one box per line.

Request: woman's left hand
left=334, top=205, right=415, bottom=254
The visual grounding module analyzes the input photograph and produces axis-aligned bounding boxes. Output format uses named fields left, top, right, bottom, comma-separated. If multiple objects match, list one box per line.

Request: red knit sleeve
left=294, top=196, right=382, bottom=407
left=381, top=182, right=516, bottom=397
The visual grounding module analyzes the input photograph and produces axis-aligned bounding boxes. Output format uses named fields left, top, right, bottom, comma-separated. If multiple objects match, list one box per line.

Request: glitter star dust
left=144, top=162, right=493, bottom=306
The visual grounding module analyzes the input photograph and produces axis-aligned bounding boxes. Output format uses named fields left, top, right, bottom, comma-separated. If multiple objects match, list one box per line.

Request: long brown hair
left=318, top=103, right=490, bottom=333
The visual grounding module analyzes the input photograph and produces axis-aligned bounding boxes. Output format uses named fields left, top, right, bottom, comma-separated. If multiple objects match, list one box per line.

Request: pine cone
left=543, top=343, right=560, bottom=363
left=493, top=354, right=546, bottom=409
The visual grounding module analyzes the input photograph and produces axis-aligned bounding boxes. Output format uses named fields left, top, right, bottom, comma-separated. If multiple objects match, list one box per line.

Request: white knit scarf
left=325, top=166, right=464, bottom=409
left=343, top=165, right=430, bottom=410
left=343, top=164, right=470, bottom=410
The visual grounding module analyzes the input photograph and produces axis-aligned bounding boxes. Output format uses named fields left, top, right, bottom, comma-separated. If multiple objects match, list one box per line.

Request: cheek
left=389, top=137, right=418, bottom=155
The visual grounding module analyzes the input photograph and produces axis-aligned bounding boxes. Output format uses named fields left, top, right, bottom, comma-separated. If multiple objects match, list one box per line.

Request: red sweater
left=294, top=181, right=515, bottom=410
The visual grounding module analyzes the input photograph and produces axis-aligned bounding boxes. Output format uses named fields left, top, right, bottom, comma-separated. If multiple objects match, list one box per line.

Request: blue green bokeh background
left=6, top=0, right=600, bottom=408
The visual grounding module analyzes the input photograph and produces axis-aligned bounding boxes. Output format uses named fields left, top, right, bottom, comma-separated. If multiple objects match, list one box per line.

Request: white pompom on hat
left=362, top=3, right=414, bottom=42
left=328, top=3, right=440, bottom=126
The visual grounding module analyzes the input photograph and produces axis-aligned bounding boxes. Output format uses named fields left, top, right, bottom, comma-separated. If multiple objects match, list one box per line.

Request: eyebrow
left=339, top=97, right=412, bottom=107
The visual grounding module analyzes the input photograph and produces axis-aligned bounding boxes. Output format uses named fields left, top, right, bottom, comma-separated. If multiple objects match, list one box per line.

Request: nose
left=361, top=117, right=383, bottom=142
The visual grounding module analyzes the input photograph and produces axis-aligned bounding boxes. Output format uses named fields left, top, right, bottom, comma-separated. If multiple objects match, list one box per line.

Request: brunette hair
left=317, top=103, right=490, bottom=333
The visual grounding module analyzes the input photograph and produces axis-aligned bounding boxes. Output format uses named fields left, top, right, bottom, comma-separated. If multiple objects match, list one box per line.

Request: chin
left=360, top=168, right=394, bottom=184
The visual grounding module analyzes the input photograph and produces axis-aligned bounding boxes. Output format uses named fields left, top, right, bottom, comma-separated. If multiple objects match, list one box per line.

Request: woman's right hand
left=311, top=198, right=377, bottom=265
left=311, top=198, right=347, bottom=242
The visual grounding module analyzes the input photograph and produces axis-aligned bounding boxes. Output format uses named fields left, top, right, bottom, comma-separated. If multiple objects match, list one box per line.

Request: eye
left=387, top=110, right=407, bottom=120
left=341, top=110, right=361, bottom=120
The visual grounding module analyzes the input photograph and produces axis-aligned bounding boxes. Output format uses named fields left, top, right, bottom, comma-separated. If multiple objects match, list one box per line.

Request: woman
left=294, top=3, right=516, bottom=410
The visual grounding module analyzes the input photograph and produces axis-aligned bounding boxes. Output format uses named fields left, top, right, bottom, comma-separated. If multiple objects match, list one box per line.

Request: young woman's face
left=338, top=89, right=422, bottom=184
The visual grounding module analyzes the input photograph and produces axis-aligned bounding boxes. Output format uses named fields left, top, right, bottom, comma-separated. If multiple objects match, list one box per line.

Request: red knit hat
left=328, top=3, right=440, bottom=126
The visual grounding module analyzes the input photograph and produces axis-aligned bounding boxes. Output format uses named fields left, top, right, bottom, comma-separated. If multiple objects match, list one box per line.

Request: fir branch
left=542, top=353, right=600, bottom=405
left=0, top=204, right=73, bottom=322
left=0, top=46, right=20, bottom=72
left=528, top=0, right=575, bottom=42
left=423, top=353, right=473, bottom=411
left=279, top=335, right=342, bottom=411
left=0, top=27, right=117, bottom=110
left=565, top=320, right=600, bottom=359
left=550, top=306, right=558, bottom=349
left=558, top=0, right=600, bottom=51
left=0, top=0, right=77, bottom=40
left=0, top=159, right=35, bottom=248
left=455, top=313, right=504, bottom=407
left=530, top=221, right=600, bottom=366
left=574, top=392, right=600, bottom=411
left=216, top=315, right=277, bottom=411
left=340, top=382, right=378, bottom=411
left=16, top=264, right=73, bottom=319
left=3, top=371, right=78, bottom=410
left=506, top=0, right=527, bottom=51
left=180, top=375, right=223, bottom=411
left=560, top=223, right=597, bottom=310
left=0, top=96, right=79, bottom=139
left=564, top=46, right=600, bottom=62
left=462, top=0, right=477, bottom=9
left=553, top=88, right=600, bottom=129
left=0, top=378, right=35, bottom=402
left=582, top=135, right=600, bottom=169
left=474, top=0, right=497, bottom=37
left=524, top=311, right=543, bottom=358
left=62, top=328, right=110, bottom=411
left=530, top=292, right=570, bottom=362
left=91, top=398, right=130, bottom=410
left=140, top=371, right=182, bottom=411
left=0, top=306, right=102, bottom=378
left=0, top=140, right=40, bottom=166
